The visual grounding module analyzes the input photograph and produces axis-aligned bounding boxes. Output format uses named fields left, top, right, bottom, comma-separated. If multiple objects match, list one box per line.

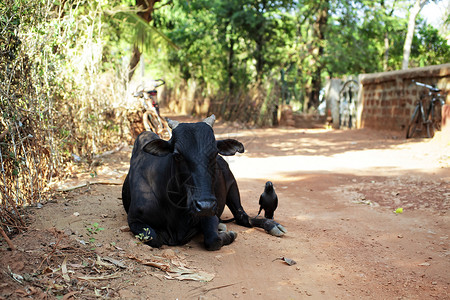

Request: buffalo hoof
left=222, top=230, right=237, bottom=246
left=218, top=223, right=227, bottom=232
left=205, top=231, right=237, bottom=251
left=264, top=220, right=287, bottom=237
left=145, top=238, right=163, bottom=248
left=269, top=224, right=287, bottom=237
left=228, top=230, right=237, bottom=241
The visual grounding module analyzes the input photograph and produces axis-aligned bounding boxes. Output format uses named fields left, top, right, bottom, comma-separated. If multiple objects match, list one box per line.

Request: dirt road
left=1, top=116, right=449, bottom=299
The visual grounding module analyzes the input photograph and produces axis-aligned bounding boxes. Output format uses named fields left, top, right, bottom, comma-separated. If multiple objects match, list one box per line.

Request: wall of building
left=357, top=64, right=450, bottom=131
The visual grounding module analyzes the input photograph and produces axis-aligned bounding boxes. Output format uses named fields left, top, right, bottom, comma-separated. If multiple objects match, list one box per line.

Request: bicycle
left=133, top=79, right=172, bottom=140
left=406, top=81, right=445, bottom=139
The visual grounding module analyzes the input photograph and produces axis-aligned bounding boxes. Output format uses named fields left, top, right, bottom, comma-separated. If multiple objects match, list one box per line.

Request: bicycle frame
left=133, top=79, right=171, bottom=139
left=141, top=91, right=160, bottom=118
left=406, top=81, right=444, bottom=139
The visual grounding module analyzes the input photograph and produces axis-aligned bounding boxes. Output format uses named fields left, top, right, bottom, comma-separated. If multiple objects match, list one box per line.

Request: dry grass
left=0, top=0, right=129, bottom=237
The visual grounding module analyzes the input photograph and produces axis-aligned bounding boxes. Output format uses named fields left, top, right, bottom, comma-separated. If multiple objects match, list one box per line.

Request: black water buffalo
left=122, top=115, right=286, bottom=251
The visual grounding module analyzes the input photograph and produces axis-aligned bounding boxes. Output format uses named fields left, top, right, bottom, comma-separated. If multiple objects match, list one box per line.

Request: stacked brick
left=359, top=64, right=450, bottom=132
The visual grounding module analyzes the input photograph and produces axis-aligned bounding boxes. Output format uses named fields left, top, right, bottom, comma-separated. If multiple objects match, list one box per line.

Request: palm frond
left=107, top=8, right=180, bottom=53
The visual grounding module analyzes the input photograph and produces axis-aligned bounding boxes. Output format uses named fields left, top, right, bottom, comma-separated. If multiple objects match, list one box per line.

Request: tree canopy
left=146, top=0, right=449, bottom=111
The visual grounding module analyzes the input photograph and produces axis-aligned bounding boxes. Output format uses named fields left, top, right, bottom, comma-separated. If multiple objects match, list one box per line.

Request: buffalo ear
left=143, top=139, right=173, bottom=156
left=216, top=139, right=244, bottom=156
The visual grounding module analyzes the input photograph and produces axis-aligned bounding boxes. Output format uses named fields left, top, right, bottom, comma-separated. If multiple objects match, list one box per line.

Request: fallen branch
left=36, top=232, right=64, bottom=271
left=93, top=143, right=126, bottom=158
left=62, top=291, right=80, bottom=300
left=0, top=226, right=15, bottom=250
left=101, top=256, right=127, bottom=269
left=55, top=179, right=123, bottom=192
left=127, top=254, right=214, bottom=282
left=61, top=257, right=70, bottom=282
left=77, top=273, right=121, bottom=280
left=0, top=221, right=29, bottom=230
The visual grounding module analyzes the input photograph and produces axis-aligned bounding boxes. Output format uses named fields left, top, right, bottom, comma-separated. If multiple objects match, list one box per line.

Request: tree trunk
left=254, top=0, right=267, bottom=83
left=128, top=44, right=142, bottom=82
left=128, top=0, right=161, bottom=81
left=227, top=28, right=235, bottom=93
left=308, top=0, right=329, bottom=110
left=384, top=32, right=389, bottom=71
left=402, top=0, right=427, bottom=70
left=381, top=0, right=395, bottom=71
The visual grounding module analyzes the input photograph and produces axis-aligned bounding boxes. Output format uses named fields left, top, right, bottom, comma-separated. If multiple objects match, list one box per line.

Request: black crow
left=257, top=181, right=278, bottom=219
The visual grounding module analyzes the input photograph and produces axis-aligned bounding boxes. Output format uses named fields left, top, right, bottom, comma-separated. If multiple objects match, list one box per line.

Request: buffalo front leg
left=201, top=216, right=237, bottom=251
left=128, top=220, right=162, bottom=248
left=225, top=181, right=252, bottom=227
left=250, top=217, right=287, bottom=237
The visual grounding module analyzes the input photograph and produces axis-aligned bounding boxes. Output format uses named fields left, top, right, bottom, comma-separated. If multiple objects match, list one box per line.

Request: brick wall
left=357, top=63, right=450, bottom=131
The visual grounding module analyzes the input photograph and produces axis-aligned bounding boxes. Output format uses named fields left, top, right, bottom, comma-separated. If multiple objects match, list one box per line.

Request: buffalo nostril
left=193, top=199, right=217, bottom=216
left=194, top=200, right=203, bottom=212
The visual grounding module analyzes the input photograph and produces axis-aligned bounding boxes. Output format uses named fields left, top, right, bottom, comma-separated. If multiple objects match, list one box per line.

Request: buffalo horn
left=167, top=119, right=179, bottom=129
left=203, top=114, right=216, bottom=127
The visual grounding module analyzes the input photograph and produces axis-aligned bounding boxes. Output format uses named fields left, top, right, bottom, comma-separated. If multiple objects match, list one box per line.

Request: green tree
left=146, top=0, right=449, bottom=114
left=410, top=20, right=450, bottom=66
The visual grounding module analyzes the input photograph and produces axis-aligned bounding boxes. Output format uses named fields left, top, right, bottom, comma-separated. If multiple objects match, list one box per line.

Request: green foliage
left=86, top=222, right=105, bottom=235
left=86, top=222, right=105, bottom=244
left=107, top=7, right=179, bottom=56
left=135, top=227, right=152, bottom=243
left=150, top=0, right=449, bottom=114
left=411, top=20, right=450, bottom=67
left=151, top=0, right=298, bottom=121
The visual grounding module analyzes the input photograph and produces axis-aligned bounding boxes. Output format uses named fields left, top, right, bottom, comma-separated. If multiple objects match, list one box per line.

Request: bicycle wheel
left=426, top=101, right=443, bottom=138
left=158, top=117, right=172, bottom=140
left=406, top=105, right=422, bottom=138
left=426, top=117, right=434, bottom=138
left=143, top=112, right=159, bottom=134
left=144, top=110, right=172, bottom=139
left=432, top=101, right=443, bottom=132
